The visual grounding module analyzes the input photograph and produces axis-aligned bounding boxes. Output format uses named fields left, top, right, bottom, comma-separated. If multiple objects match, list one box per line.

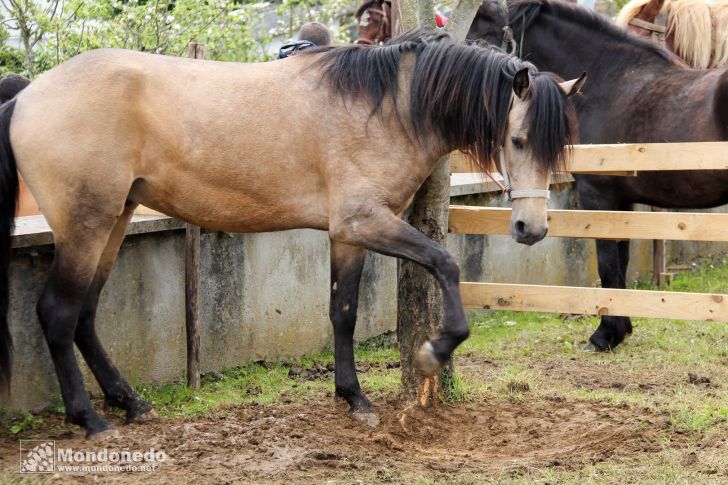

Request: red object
left=436, top=14, right=448, bottom=28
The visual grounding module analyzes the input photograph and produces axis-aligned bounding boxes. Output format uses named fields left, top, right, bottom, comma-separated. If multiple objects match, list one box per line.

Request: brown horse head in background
left=355, top=0, right=392, bottom=44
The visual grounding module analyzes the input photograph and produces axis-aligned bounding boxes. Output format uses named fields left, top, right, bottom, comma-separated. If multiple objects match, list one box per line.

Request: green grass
left=134, top=334, right=401, bottom=420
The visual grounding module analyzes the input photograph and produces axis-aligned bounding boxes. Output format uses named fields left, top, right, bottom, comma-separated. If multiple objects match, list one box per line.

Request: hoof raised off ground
left=415, top=341, right=441, bottom=376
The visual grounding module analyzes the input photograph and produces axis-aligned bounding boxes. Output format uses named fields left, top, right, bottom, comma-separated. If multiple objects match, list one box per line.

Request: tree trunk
left=397, top=157, right=450, bottom=403
left=395, top=0, right=483, bottom=404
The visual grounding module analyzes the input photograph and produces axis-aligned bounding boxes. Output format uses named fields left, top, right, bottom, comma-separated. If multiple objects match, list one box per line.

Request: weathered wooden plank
left=460, top=282, right=728, bottom=321
left=450, top=142, right=728, bottom=174
left=448, top=206, right=728, bottom=242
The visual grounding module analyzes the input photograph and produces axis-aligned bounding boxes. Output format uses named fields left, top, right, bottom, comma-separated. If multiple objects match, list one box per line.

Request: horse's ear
left=559, top=72, right=587, bottom=97
left=513, top=68, right=531, bottom=99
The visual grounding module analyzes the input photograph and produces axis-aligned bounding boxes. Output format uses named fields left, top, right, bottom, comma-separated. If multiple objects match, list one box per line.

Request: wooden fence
left=449, top=142, right=728, bottom=322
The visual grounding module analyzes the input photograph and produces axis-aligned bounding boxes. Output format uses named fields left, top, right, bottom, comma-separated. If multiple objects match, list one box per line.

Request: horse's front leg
left=329, top=241, right=376, bottom=424
left=330, top=207, right=468, bottom=376
left=588, top=239, right=633, bottom=351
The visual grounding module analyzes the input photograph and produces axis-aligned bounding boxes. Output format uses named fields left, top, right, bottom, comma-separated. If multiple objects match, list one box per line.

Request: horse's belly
left=132, top=177, right=330, bottom=233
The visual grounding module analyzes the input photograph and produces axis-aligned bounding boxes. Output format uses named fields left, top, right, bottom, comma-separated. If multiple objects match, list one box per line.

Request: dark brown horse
left=468, top=0, right=728, bottom=351
left=0, top=32, right=583, bottom=437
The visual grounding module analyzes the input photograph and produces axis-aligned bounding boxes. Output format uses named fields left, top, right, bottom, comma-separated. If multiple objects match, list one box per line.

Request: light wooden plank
left=460, top=282, right=728, bottom=321
left=449, top=172, right=574, bottom=197
left=567, top=142, right=728, bottom=173
left=448, top=206, right=728, bottom=242
left=451, top=142, right=728, bottom=174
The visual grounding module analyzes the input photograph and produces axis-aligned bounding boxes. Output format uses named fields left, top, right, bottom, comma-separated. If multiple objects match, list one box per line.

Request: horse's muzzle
left=511, top=219, right=548, bottom=246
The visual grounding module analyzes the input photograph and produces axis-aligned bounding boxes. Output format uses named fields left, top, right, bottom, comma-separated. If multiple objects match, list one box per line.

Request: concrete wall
left=8, top=229, right=396, bottom=410
left=7, top=181, right=728, bottom=410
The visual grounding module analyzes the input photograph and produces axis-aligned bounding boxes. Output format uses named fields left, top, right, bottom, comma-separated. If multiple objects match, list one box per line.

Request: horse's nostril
left=515, top=220, right=527, bottom=236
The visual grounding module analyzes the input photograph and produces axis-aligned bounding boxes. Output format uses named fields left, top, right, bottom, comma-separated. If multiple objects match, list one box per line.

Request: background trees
left=0, top=0, right=358, bottom=77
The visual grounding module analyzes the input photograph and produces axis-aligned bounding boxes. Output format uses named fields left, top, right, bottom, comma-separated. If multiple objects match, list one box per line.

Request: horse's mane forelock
left=668, top=0, right=712, bottom=69
left=711, top=0, right=728, bottom=67
left=310, top=30, right=573, bottom=173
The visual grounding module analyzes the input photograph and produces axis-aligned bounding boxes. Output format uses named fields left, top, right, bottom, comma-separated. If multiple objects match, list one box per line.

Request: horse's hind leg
left=36, top=202, right=130, bottom=438
left=329, top=241, right=376, bottom=424
left=74, top=203, right=155, bottom=423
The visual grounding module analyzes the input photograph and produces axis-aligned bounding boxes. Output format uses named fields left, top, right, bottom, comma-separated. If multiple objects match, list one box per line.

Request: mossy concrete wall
left=7, top=182, right=728, bottom=410
left=8, top=230, right=396, bottom=410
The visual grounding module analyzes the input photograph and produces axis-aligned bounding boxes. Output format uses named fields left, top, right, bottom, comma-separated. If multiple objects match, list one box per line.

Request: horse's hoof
left=86, top=427, right=119, bottom=441
left=584, top=337, right=610, bottom=353
left=352, top=411, right=379, bottom=427
left=128, top=408, right=159, bottom=423
left=416, top=341, right=441, bottom=376
left=583, top=341, right=598, bottom=352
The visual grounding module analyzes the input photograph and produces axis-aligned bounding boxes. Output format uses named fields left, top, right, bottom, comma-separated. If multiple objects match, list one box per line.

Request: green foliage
left=8, top=411, right=45, bottom=435
left=0, top=0, right=358, bottom=78
left=439, top=369, right=467, bottom=403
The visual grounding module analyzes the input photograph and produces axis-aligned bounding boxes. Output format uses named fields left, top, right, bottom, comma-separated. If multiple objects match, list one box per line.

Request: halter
left=496, top=95, right=551, bottom=202
left=498, top=149, right=551, bottom=201
left=356, top=4, right=391, bottom=45
left=628, top=13, right=668, bottom=44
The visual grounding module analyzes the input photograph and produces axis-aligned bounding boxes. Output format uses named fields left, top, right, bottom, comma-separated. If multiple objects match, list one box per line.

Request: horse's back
left=7, top=49, right=379, bottom=233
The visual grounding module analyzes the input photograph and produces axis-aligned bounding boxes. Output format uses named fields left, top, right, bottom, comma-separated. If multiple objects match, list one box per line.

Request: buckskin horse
left=469, top=0, right=728, bottom=351
left=0, top=31, right=584, bottom=437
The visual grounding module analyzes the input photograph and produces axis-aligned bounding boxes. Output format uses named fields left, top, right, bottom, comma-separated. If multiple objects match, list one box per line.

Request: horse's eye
left=511, top=137, right=525, bottom=150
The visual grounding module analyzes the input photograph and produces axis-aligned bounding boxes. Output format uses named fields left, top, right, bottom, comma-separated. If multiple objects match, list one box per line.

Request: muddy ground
left=2, top=354, right=726, bottom=484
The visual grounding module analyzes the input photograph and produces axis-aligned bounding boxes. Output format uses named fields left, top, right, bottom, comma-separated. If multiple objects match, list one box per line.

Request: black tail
left=0, top=99, right=18, bottom=395
left=0, top=75, right=30, bottom=104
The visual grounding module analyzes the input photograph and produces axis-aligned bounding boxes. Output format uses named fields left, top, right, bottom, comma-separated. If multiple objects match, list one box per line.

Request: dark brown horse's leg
left=588, top=239, right=633, bottom=351
left=329, top=241, right=375, bottom=422
left=37, top=245, right=115, bottom=437
left=74, top=205, right=155, bottom=423
left=331, top=209, right=467, bottom=375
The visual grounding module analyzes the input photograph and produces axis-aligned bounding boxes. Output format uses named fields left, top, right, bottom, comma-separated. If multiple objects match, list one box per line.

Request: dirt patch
left=0, top=396, right=671, bottom=483
left=531, top=358, right=722, bottom=396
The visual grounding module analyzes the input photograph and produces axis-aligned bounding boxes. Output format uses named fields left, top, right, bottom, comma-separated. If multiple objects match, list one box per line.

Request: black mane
left=507, top=0, right=676, bottom=63
left=310, top=30, right=574, bottom=172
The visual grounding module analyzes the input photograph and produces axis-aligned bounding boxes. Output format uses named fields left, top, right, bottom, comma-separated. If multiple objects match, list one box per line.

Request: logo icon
left=20, top=440, right=55, bottom=473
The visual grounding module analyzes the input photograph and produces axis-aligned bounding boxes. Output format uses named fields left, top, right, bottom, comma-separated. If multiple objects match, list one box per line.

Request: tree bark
left=396, top=0, right=481, bottom=404
left=397, top=158, right=450, bottom=403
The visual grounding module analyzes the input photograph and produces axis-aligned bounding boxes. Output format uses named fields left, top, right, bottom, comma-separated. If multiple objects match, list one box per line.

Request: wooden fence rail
left=449, top=206, right=728, bottom=242
left=451, top=142, right=728, bottom=175
left=450, top=142, right=728, bottom=323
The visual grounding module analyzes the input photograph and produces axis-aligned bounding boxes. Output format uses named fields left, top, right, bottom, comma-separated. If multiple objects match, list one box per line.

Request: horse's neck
left=523, top=14, right=680, bottom=86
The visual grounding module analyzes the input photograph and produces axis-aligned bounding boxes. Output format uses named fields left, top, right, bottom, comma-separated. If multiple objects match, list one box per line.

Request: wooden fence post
left=185, top=42, right=204, bottom=390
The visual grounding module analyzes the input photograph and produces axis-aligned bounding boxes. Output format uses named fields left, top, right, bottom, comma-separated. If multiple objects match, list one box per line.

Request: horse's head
left=355, top=0, right=392, bottom=45
left=502, top=69, right=586, bottom=245
left=467, top=0, right=508, bottom=45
